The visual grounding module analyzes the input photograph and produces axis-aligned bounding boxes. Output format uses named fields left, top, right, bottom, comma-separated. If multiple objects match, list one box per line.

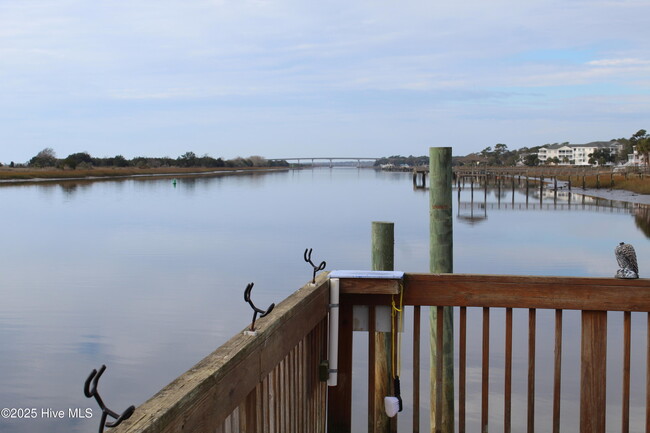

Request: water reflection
left=635, top=206, right=650, bottom=238
left=0, top=168, right=647, bottom=433
left=452, top=183, right=650, bottom=239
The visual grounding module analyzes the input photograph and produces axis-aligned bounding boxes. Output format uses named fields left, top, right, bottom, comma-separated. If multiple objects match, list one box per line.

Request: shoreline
left=0, top=166, right=290, bottom=185
left=572, top=187, right=650, bottom=205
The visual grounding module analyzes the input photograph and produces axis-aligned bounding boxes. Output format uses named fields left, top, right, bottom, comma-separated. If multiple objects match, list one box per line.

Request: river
left=0, top=168, right=648, bottom=432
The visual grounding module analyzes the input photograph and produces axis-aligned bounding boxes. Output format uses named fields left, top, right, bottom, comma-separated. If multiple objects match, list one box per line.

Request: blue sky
left=1, top=0, right=649, bottom=163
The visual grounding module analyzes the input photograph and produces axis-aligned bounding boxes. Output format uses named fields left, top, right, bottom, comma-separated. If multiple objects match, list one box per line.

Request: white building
left=537, top=141, right=622, bottom=166
left=626, top=146, right=646, bottom=166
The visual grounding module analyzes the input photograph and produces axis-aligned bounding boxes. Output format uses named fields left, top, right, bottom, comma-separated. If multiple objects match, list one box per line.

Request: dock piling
left=371, top=222, right=395, bottom=433
left=429, top=147, right=454, bottom=433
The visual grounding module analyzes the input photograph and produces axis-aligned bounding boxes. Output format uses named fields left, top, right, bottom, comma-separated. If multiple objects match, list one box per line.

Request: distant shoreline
left=0, top=166, right=290, bottom=185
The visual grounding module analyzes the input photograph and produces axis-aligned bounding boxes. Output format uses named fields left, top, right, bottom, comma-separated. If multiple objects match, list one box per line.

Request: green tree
left=177, top=151, right=197, bottom=167
left=547, top=157, right=561, bottom=165
left=523, top=154, right=539, bottom=166
left=29, top=148, right=58, bottom=167
left=588, top=148, right=615, bottom=166
left=62, top=152, right=93, bottom=169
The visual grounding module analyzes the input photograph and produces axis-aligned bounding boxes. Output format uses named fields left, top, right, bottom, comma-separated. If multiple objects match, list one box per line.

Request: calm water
left=0, top=168, right=648, bottom=433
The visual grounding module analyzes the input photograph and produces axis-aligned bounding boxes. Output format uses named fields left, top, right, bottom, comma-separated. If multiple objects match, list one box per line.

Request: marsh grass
left=0, top=166, right=283, bottom=182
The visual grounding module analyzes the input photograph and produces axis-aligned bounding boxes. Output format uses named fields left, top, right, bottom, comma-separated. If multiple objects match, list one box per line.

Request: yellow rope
left=390, top=283, right=404, bottom=379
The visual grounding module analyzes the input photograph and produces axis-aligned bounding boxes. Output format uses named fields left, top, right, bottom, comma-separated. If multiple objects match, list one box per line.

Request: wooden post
left=371, top=221, right=394, bottom=433
left=429, top=147, right=454, bottom=433
left=580, top=311, right=607, bottom=433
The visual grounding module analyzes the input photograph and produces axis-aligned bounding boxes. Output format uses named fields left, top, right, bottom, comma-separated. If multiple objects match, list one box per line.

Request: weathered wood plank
left=340, top=274, right=650, bottom=311
left=339, top=278, right=400, bottom=295
left=111, top=273, right=330, bottom=433
left=580, top=310, right=607, bottom=433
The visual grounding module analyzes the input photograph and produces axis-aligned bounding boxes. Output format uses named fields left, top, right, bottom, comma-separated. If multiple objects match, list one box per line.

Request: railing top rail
left=339, top=273, right=650, bottom=312
left=111, top=273, right=330, bottom=433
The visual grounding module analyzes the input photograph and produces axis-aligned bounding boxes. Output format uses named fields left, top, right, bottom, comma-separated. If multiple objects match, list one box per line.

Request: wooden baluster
left=482, top=307, right=490, bottom=433
left=580, top=310, right=607, bottom=433
left=553, top=310, right=563, bottom=433
left=459, top=306, right=467, bottom=433
left=505, top=308, right=512, bottom=433
left=368, top=305, right=376, bottom=433
left=622, top=311, right=631, bottom=433
left=435, top=306, right=444, bottom=433
left=528, top=309, right=536, bottom=433
left=646, top=313, right=650, bottom=433
left=413, top=306, right=421, bottom=433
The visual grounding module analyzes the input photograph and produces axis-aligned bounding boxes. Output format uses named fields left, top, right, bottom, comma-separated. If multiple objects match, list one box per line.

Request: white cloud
left=1, top=0, right=650, bottom=161
left=588, top=58, right=650, bottom=67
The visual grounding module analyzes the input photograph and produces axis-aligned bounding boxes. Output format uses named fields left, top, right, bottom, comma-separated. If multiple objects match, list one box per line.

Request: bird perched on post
left=615, top=242, right=639, bottom=279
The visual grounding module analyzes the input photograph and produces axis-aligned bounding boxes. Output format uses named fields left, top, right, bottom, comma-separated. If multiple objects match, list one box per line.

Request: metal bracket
left=84, top=365, right=135, bottom=433
left=304, top=248, right=326, bottom=284
left=244, top=282, right=275, bottom=332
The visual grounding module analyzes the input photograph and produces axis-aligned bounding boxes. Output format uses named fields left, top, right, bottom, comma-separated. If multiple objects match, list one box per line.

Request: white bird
left=615, top=242, right=638, bottom=279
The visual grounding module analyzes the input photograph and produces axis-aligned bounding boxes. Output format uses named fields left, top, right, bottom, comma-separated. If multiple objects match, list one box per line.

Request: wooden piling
left=371, top=221, right=394, bottom=433
left=429, top=147, right=454, bottom=433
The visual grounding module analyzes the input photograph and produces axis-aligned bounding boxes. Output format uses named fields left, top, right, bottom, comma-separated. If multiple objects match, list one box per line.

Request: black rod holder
left=244, top=282, right=275, bottom=331
left=84, top=365, right=135, bottom=433
left=304, top=248, right=326, bottom=284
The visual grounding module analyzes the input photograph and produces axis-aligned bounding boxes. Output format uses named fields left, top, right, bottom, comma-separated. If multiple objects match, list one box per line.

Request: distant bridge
left=268, top=157, right=379, bottom=168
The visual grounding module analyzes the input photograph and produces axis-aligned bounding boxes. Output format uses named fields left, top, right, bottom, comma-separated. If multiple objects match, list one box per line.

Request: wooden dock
left=109, top=151, right=649, bottom=433
left=411, top=166, right=649, bottom=191
left=110, top=272, right=650, bottom=433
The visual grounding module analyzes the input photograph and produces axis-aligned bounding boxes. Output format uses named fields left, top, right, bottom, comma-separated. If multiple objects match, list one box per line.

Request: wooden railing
left=111, top=273, right=330, bottom=433
left=109, top=272, right=650, bottom=433
left=332, top=273, right=650, bottom=433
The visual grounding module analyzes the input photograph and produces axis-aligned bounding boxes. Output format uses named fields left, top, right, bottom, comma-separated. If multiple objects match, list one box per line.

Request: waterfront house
left=537, top=140, right=622, bottom=165
left=626, top=145, right=647, bottom=166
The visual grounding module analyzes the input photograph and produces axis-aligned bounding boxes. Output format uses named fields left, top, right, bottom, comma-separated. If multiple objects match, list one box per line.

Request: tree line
left=374, top=129, right=649, bottom=167
left=13, top=149, right=288, bottom=170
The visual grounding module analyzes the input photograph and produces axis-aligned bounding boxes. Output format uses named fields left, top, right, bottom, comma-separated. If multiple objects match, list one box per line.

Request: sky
left=1, top=0, right=649, bottom=163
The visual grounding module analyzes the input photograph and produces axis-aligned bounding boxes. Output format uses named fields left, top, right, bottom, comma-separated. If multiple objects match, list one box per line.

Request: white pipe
left=327, top=278, right=340, bottom=386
